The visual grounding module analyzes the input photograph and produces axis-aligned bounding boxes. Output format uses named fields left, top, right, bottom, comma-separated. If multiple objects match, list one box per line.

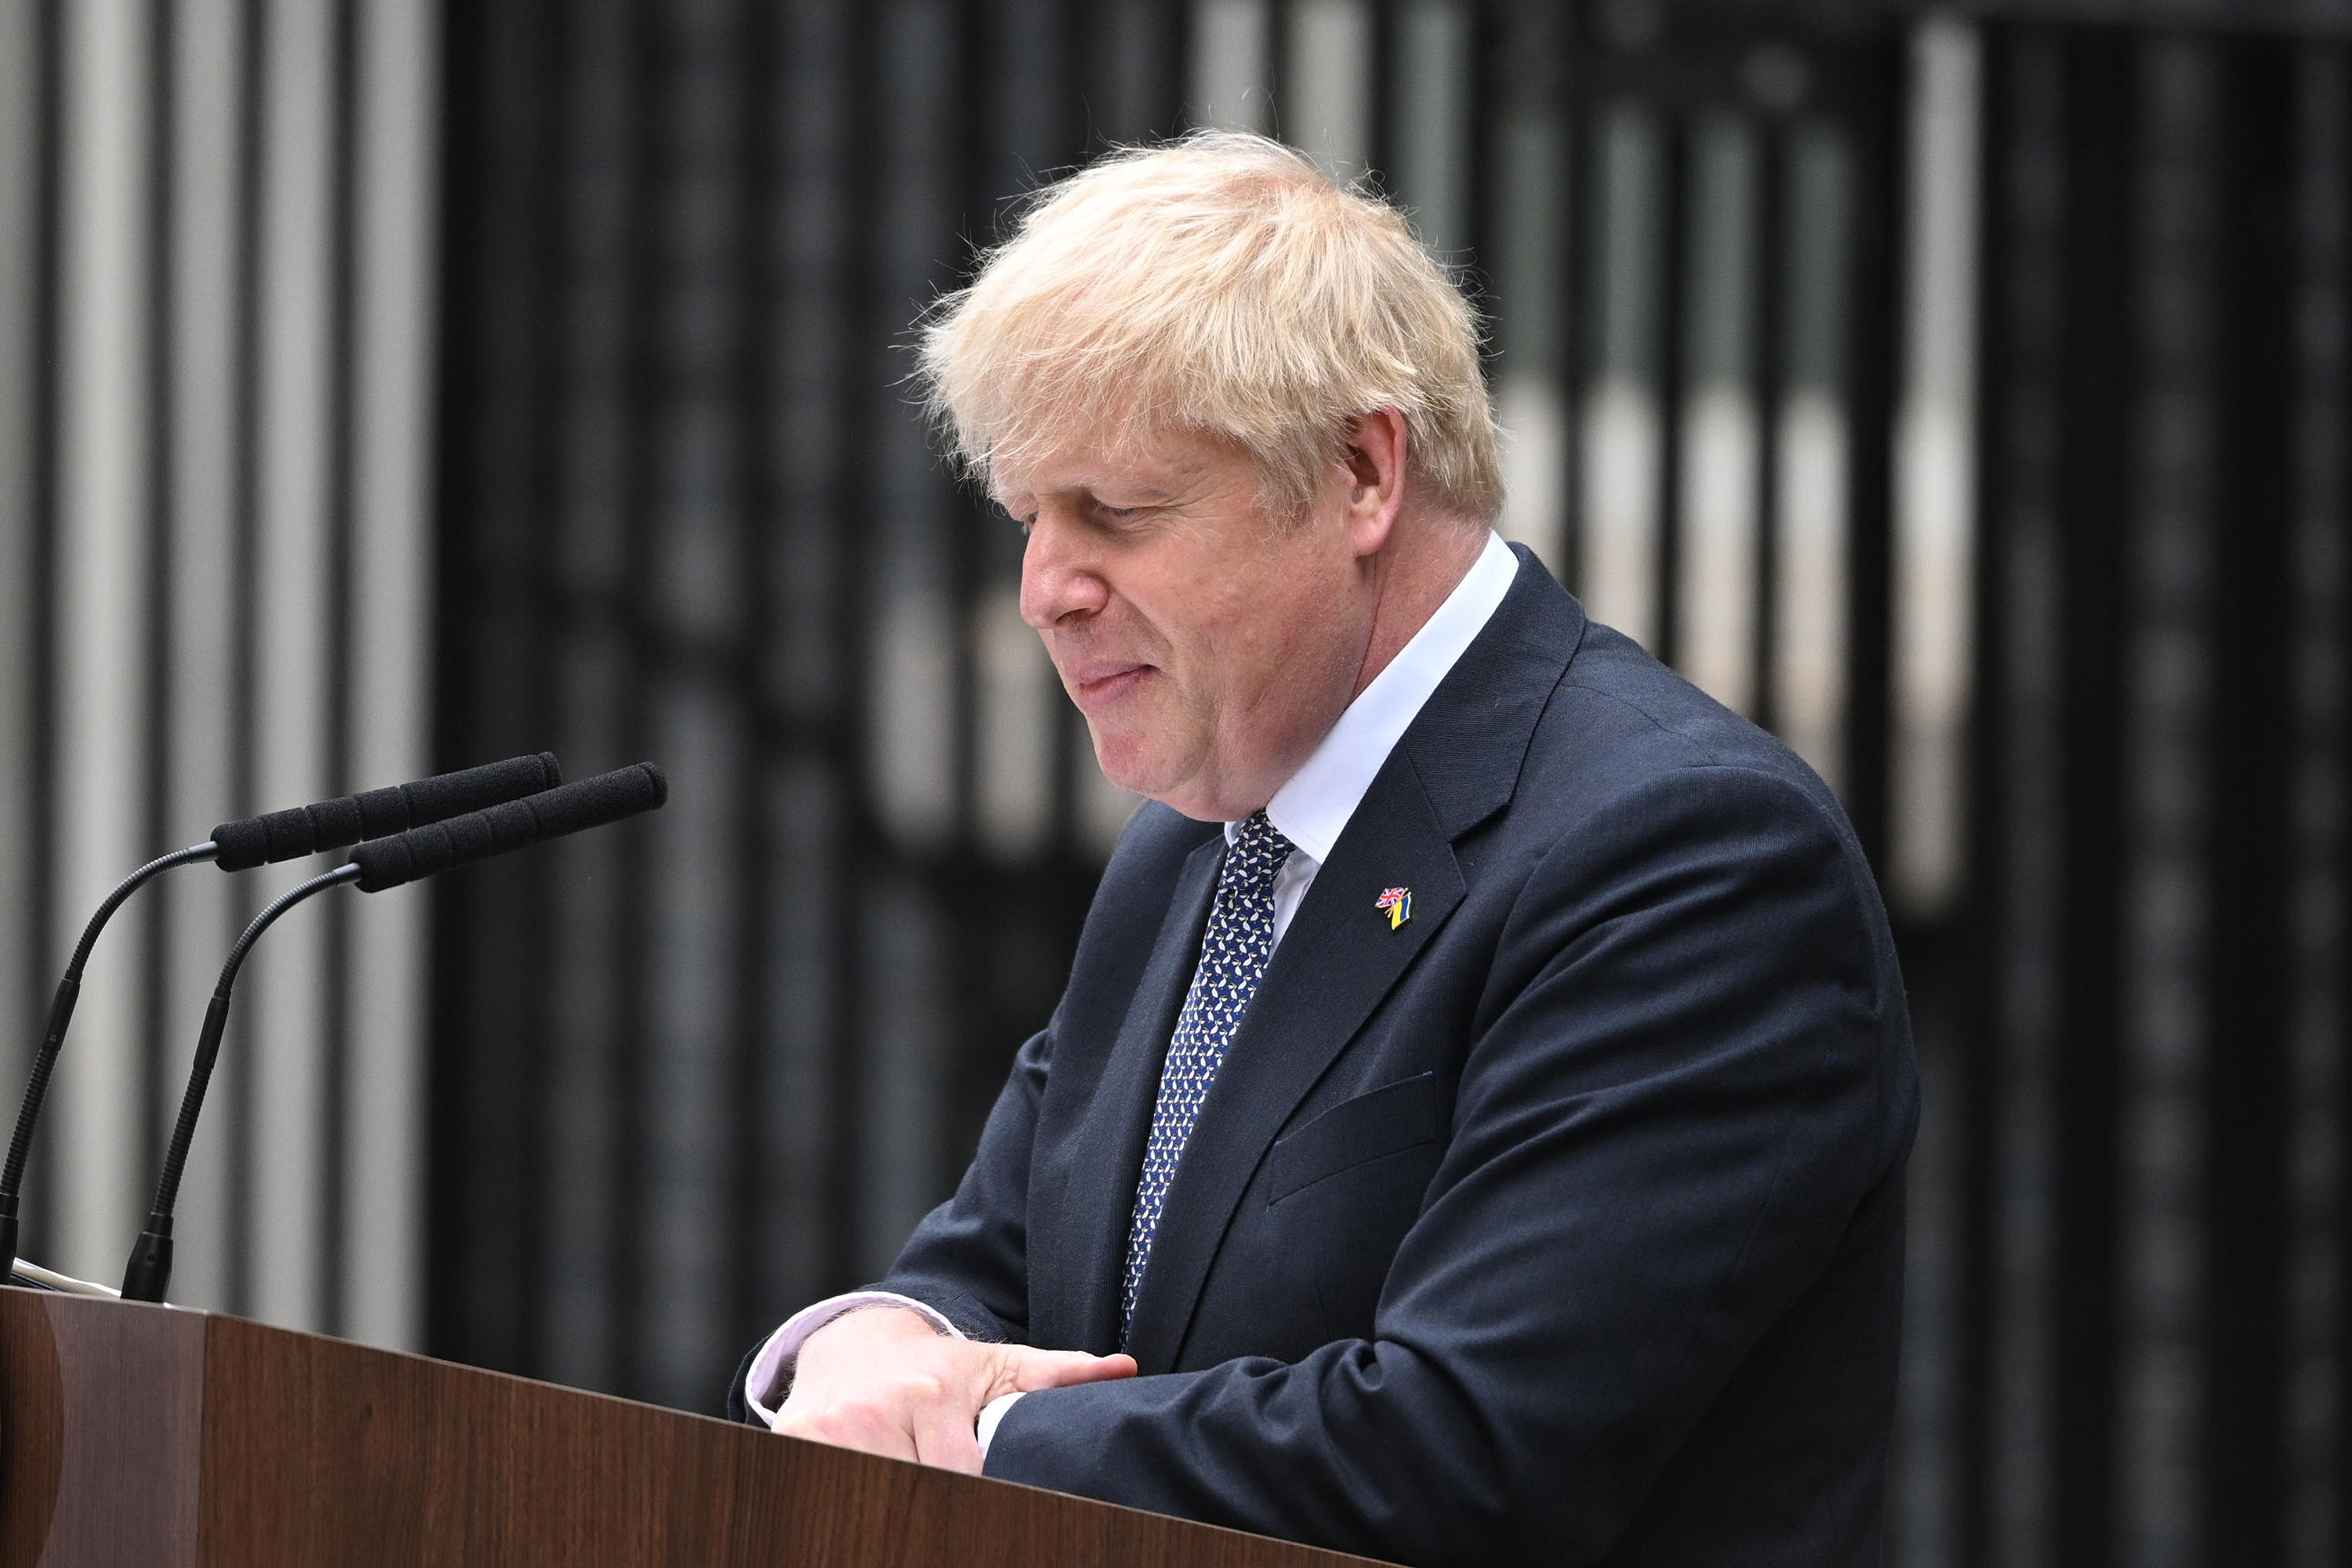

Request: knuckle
left=836, top=1394, right=892, bottom=1427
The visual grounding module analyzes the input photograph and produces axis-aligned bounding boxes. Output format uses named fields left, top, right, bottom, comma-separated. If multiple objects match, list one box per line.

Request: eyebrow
left=1005, top=479, right=1180, bottom=510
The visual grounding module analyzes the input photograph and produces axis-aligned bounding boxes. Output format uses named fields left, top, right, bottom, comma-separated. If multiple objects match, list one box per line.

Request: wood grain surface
left=0, top=1289, right=1394, bottom=1567
left=0, top=1286, right=205, bottom=1567
left=197, top=1311, right=1392, bottom=1566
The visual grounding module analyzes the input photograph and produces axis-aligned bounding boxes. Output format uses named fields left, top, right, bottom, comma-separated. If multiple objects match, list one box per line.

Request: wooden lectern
left=0, top=1286, right=1388, bottom=1566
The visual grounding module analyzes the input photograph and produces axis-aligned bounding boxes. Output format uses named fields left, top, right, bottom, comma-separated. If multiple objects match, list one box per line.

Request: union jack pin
left=1375, top=886, right=1412, bottom=930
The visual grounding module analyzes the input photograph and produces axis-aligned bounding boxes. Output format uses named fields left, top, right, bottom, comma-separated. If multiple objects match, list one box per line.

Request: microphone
left=347, top=761, right=666, bottom=891
left=120, top=763, right=666, bottom=1303
left=209, top=751, right=562, bottom=870
left=0, top=753, right=562, bottom=1283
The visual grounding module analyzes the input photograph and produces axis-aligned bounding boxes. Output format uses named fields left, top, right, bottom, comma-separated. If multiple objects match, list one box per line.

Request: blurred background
left=0, top=0, right=2345, bottom=1562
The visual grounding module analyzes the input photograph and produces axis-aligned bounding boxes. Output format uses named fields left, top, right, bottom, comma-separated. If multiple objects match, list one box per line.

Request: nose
left=1018, top=509, right=1109, bottom=630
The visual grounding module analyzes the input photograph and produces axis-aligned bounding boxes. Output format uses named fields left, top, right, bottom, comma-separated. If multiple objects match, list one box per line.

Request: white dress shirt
left=746, top=531, right=1522, bottom=1454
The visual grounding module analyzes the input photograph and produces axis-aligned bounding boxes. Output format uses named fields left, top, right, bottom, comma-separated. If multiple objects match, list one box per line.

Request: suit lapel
left=1116, top=550, right=1588, bottom=1370
left=1037, top=830, right=1226, bottom=1355
left=1120, top=760, right=1467, bottom=1371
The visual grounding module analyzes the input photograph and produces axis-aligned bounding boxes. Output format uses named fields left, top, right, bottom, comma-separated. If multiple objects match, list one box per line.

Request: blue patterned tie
left=1120, top=810, right=1296, bottom=1339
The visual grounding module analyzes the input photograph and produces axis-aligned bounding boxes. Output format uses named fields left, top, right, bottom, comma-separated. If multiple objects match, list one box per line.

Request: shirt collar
left=1226, top=531, right=1521, bottom=862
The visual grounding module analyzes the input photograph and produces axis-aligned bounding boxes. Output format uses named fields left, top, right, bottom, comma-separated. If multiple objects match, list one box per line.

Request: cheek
left=1129, top=528, right=1352, bottom=701
left=1221, top=564, right=1356, bottom=677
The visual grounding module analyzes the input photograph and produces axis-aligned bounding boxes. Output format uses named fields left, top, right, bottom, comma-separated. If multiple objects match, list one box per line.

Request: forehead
left=989, top=421, right=1243, bottom=503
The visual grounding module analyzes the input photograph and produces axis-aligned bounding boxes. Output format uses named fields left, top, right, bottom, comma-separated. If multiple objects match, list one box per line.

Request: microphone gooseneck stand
left=1, top=753, right=560, bottom=1285
left=118, top=761, right=665, bottom=1304
left=0, top=841, right=221, bottom=1276
left=120, top=862, right=364, bottom=1304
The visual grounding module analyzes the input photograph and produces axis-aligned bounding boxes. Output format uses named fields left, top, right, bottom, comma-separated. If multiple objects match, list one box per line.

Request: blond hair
left=917, top=132, right=1503, bottom=524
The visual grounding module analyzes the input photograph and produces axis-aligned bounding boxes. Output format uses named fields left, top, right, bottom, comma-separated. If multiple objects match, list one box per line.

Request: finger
left=1004, top=1348, right=1140, bottom=1393
left=909, top=1399, right=983, bottom=1475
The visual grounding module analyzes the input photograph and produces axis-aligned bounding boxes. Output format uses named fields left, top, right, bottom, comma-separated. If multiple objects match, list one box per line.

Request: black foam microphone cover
left=211, top=753, right=561, bottom=871
left=349, top=763, right=666, bottom=893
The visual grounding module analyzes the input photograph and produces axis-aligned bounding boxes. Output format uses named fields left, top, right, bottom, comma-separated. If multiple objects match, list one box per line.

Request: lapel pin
left=1375, top=887, right=1412, bottom=930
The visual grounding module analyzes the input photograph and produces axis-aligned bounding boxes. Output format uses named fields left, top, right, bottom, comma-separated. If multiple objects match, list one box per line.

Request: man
left=731, top=132, right=1917, bottom=1567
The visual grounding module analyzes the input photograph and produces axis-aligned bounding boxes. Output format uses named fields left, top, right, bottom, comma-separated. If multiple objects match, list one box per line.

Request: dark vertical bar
left=1958, top=32, right=2009, bottom=1568
left=1977, top=26, right=2075, bottom=1568
left=428, top=0, right=565, bottom=1374
left=140, top=0, right=179, bottom=1192
left=950, top=0, right=1029, bottom=1164
left=827, top=0, right=883, bottom=1294
left=2116, top=33, right=2222, bottom=1559
left=1093, top=0, right=1186, bottom=148
left=515, top=0, right=572, bottom=1380
left=1158, top=0, right=1192, bottom=140
left=1072, top=0, right=1107, bottom=150
left=2201, top=37, right=2296, bottom=1568
left=607, top=0, right=661, bottom=1395
left=426, top=0, right=478, bottom=1367
left=2289, top=47, right=2352, bottom=1568
left=318, top=0, right=361, bottom=1339
left=858, top=0, right=969, bottom=1276
left=728, top=0, right=778, bottom=1392
left=1044, top=0, right=1094, bottom=869
left=648, top=0, right=764, bottom=1405
left=1461, top=0, right=1501, bottom=341
left=535, top=0, right=648, bottom=1396
left=1265, top=0, right=1294, bottom=142
left=2314, top=44, right=2352, bottom=1559
left=946, top=0, right=984, bottom=869
left=1556, top=5, right=1589, bottom=599
left=758, top=0, right=861, bottom=1323
left=1873, top=25, right=1982, bottom=1556
left=1367, top=0, right=1397, bottom=184
left=1962, top=31, right=2024, bottom=1567
left=222, top=0, right=268, bottom=1317
left=1839, top=26, right=1904, bottom=877
left=20, top=0, right=60, bottom=1265
left=2052, top=31, right=2131, bottom=1565
left=1653, top=115, right=1688, bottom=669
left=1043, top=17, right=1079, bottom=858
left=1751, top=118, right=1786, bottom=736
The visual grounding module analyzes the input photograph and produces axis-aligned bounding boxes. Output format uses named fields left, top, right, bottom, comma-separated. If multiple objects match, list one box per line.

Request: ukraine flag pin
left=1375, top=887, right=1412, bottom=930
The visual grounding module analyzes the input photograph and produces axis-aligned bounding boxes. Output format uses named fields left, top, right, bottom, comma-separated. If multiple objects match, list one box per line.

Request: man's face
left=1001, top=427, right=1374, bottom=822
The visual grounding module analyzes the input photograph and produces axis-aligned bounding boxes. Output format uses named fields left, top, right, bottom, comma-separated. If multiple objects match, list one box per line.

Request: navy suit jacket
left=735, top=550, right=1918, bottom=1566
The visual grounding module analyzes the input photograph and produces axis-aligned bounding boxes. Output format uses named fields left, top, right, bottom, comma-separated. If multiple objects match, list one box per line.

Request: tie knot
left=1224, top=810, right=1295, bottom=897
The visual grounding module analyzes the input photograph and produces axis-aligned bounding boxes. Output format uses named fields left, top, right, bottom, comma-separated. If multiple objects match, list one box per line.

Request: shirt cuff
left=976, top=1392, right=1024, bottom=1460
left=742, top=1290, right=960, bottom=1428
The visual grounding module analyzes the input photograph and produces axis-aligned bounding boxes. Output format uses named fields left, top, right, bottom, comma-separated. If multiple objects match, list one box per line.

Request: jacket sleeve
left=720, top=806, right=1203, bottom=1421
left=979, top=764, right=1911, bottom=1566
left=722, top=1022, right=1051, bottom=1422
left=869, top=1021, right=1055, bottom=1344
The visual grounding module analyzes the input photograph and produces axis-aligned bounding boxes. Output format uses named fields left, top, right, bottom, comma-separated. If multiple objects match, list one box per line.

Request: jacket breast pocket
left=1267, top=1072, right=1444, bottom=1205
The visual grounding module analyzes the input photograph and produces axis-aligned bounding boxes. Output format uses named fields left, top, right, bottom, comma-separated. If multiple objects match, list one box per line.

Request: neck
left=1349, top=517, right=1489, bottom=702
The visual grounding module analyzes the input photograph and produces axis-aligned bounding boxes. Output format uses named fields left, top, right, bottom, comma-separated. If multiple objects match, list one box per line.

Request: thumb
left=997, top=1346, right=1139, bottom=1396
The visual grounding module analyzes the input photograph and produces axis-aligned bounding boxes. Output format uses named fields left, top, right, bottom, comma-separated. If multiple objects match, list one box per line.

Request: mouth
left=1067, top=662, right=1153, bottom=710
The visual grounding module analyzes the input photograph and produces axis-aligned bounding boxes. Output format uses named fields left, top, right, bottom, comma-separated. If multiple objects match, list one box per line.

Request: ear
left=1341, top=408, right=1408, bottom=559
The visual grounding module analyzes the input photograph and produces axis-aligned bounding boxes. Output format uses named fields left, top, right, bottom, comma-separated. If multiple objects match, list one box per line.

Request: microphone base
left=121, top=1225, right=173, bottom=1303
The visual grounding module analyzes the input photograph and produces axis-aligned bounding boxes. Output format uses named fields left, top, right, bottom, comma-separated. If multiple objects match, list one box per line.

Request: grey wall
left=0, top=0, right=437, bottom=1347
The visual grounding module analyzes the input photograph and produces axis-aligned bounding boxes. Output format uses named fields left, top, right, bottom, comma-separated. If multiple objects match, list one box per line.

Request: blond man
left=731, top=133, right=1916, bottom=1568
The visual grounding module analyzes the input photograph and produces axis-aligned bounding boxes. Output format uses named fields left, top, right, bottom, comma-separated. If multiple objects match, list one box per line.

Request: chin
left=1089, top=742, right=1164, bottom=799
left=1086, top=727, right=1189, bottom=808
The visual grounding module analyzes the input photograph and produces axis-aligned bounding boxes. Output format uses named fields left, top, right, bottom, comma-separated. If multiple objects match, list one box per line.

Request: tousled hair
left=916, top=131, right=1504, bottom=524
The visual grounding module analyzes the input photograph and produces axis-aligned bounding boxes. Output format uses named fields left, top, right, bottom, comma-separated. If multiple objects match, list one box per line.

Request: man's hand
left=774, top=1305, right=1138, bottom=1474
